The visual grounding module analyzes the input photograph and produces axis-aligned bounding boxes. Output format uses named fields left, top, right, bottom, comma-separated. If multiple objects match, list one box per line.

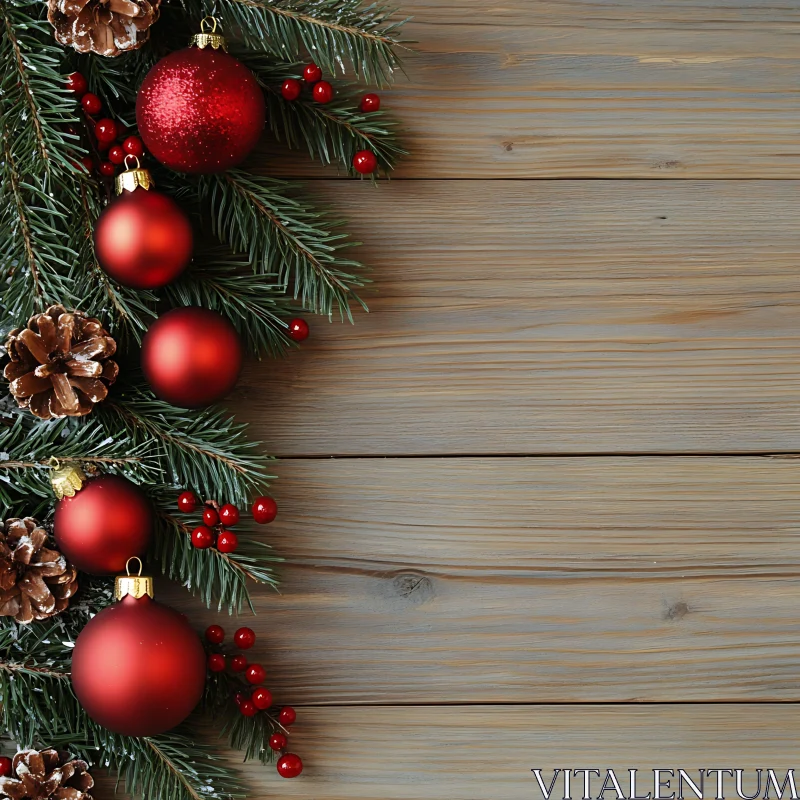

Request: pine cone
left=4, top=305, right=119, bottom=420
left=0, top=749, right=93, bottom=800
left=47, top=0, right=160, bottom=57
left=0, top=518, right=78, bottom=625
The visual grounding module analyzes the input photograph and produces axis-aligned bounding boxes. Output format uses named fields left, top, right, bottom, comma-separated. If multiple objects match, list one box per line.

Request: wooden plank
left=167, top=456, right=800, bottom=703
left=231, top=179, right=800, bottom=457
left=259, top=0, right=800, bottom=179
left=228, top=705, right=800, bottom=799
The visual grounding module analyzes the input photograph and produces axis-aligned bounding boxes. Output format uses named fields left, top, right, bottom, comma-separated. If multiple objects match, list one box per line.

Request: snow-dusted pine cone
left=0, top=518, right=78, bottom=625
left=4, top=305, right=118, bottom=420
left=0, top=749, right=93, bottom=800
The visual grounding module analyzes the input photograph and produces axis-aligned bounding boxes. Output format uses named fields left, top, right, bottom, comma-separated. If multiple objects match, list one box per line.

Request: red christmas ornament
left=219, top=503, right=239, bottom=526
left=136, top=21, right=265, bottom=174
left=0, top=757, right=12, bottom=777
left=313, top=81, right=334, bottom=104
left=353, top=150, right=377, bottom=175
left=108, top=145, right=126, bottom=165
left=67, top=72, right=88, bottom=96
left=278, top=706, right=296, bottom=726
left=98, top=161, right=115, bottom=177
left=94, top=118, right=118, bottom=143
left=239, top=699, right=257, bottom=717
left=245, top=664, right=265, bottom=685
left=251, top=496, right=277, bottom=524
left=233, top=627, right=256, bottom=649
left=81, top=93, right=102, bottom=115
left=71, top=564, right=206, bottom=737
left=141, top=307, right=243, bottom=408
left=287, top=318, right=309, bottom=342
left=208, top=653, right=226, bottom=672
left=205, top=624, right=225, bottom=643
left=360, top=93, right=380, bottom=112
left=231, top=654, right=247, bottom=672
left=303, top=63, right=322, bottom=83
left=191, top=525, right=215, bottom=549
left=281, top=79, right=302, bottom=101
left=268, top=733, right=287, bottom=752
left=251, top=687, right=272, bottom=709
left=94, top=162, right=193, bottom=290
left=122, top=136, right=144, bottom=158
left=202, top=506, right=219, bottom=527
left=277, top=754, right=303, bottom=779
left=216, top=530, right=238, bottom=553
left=178, top=490, right=198, bottom=512
left=54, top=474, right=152, bottom=576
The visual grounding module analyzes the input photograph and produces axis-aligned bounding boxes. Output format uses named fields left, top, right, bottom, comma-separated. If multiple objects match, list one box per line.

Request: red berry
left=303, top=63, right=322, bottom=83
left=207, top=653, right=226, bottom=672
left=205, top=624, right=225, bottom=644
left=98, top=161, right=115, bottom=177
left=353, top=150, right=378, bottom=175
left=251, top=686, right=272, bottom=709
left=123, top=136, right=144, bottom=158
left=203, top=506, right=220, bottom=527
left=220, top=503, right=240, bottom=526
left=191, top=525, right=215, bottom=549
left=80, top=156, right=94, bottom=173
left=94, top=118, right=118, bottom=143
left=66, top=72, right=88, bottom=97
left=278, top=706, right=297, bottom=726
left=108, top=145, right=126, bottom=165
left=269, top=733, right=287, bottom=752
left=234, top=627, right=256, bottom=649
left=178, top=490, right=198, bottom=512
left=360, top=93, right=380, bottom=112
left=0, top=757, right=11, bottom=778
left=239, top=699, right=257, bottom=717
left=277, top=754, right=303, bottom=779
left=313, top=81, right=334, bottom=104
left=217, top=530, right=238, bottom=553
left=281, top=78, right=302, bottom=101
left=234, top=691, right=246, bottom=706
left=287, top=318, right=309, bottom=342
left=245, top=664, right=266, bottom=685
left=231, top=654, right=248, bottom=672
left=252, top=496, right=278, bottom=524
left=81, top=93, right=102, bottom=115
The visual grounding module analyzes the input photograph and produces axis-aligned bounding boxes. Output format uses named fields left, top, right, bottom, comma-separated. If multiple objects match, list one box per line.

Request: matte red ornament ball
left=207, top=653, right=226, bottom=672
left=231, top=654, right=247, bottom=672
left=98, top=161, right=115, bottom=177
left=94, top=188, right=193, bottom=289
left=71, top=594, right=206, bottom=736
left=205, top=624, right=225, bottom=644
left=251, top=687, right=272, bottom=709
left=122, top=136, right=144, bottom=158
left=81, top=93, right=102, bottom=115
left=0, top=757, right=12, bottom=777
left=277, top=754, right=303, bottom=779
left=313, top=81, right=334, bottom=104
left=278, top=706, right=296, bottom=726
left=203, top=506, right=219, bottom=527
left=268, top=733, right=287, bottom=752
left=178, top=491, right=198, bottom=513
left=54, top=475, right=152, bottom=575
left=239, top=699, right=257, bottom=717
left=360, top=93, right=380, bottom=112
left=353, top=150, right=378, bottom=175
left=142, top=308, right=243, bottom=408
left=234, top=627, right=256, bottom=649
left=94, top=118, right=118, bottom=143
left=67, top=72, right=88, bottom=96
left=287, top=318, right=309, bottom=342
left=136, top=47, right=265, bottom=173
left=245, top=664, right=266, bottom=685
left=216, top=530, right=238, bottom=553
left=252, top=496, right=277, bottom=524
left=281, top=78, right=302, bottom=101
left=108, top=145, right=126, bottom=165
left=220, top=504, right=240, bottom=526
left=303, top=63, right=322, bottom=83
left=191, top=526, right=215, bottom=549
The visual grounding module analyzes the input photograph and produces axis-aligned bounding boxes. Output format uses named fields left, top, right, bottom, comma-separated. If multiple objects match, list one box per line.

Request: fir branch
left=200, top=171, right=368, bottom=319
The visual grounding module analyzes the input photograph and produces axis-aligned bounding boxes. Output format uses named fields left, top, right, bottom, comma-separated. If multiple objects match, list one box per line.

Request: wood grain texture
left=259, top=0, right=800, bottom=179
left=228, top=705, right=800, bottom=799
left=165, top=456, right=800, bottom=703
left=232, top=179, right=800, bottom=457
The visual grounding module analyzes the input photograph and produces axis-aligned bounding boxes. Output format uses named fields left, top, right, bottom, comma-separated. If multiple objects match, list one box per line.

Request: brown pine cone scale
left=4, top=305, right=118, bottom=420
left=0, top=749, right=94, bottom=800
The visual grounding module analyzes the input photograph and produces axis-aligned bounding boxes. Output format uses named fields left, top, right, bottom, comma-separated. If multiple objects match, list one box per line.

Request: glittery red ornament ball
left=136, top=46, right=265, bottom=174
left=277, top=754, right=303, bottom=779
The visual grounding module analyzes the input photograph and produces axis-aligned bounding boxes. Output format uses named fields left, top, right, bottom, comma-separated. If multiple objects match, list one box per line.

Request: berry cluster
left=280, top=63, right=381, bottom=176
left=205, top=625, right=302, bottom=779
left=66, top=72, right=146, bottom=179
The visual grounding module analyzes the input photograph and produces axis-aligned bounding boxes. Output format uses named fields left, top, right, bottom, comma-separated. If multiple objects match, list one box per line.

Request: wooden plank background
left=223, top=1, right=800, bottom=796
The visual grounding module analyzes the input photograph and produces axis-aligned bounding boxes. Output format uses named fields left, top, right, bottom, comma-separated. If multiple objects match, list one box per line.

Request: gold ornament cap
left=50, top=458, right=87, bottom=500
left=190, top=17, right=227, bottom=51
left=115, top=557, right=154, bottom=600
left=115, top=155, right=154, bottom=195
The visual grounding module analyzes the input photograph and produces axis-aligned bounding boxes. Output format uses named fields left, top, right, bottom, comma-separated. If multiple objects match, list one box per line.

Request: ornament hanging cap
left=50, top=457, right=87, bottom=499
left=115, top=556, right=154, bottom=600
left=190, top=16, right=227, bottom=51
left=115, top=155, right=154, bottom=195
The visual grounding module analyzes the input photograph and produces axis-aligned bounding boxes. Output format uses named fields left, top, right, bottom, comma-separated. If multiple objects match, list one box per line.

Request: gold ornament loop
left=190, top=16, right=227, bottom=50
left=200, top=15, right=219, bottom=33
left=126, top=556, right=143, bottom=576
left=115, top=557, right=154, bottom=601
left=49, top=459, right=87, bottom=500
